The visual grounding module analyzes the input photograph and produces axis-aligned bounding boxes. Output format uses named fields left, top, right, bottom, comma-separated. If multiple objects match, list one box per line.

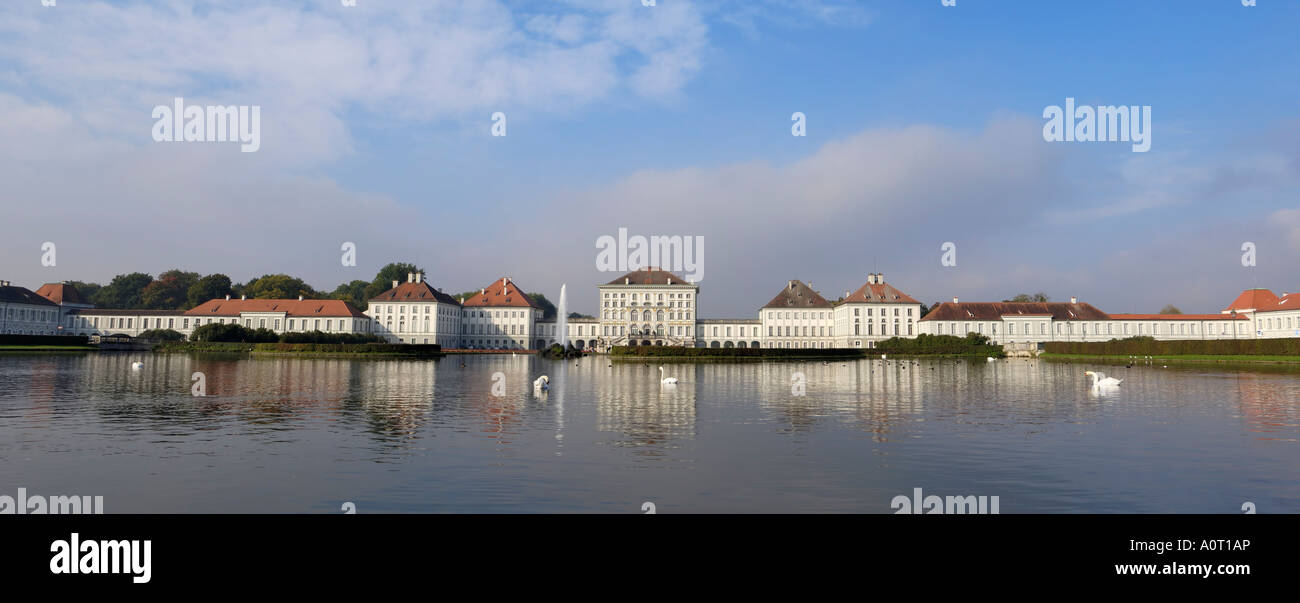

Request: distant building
left=759, top=279, right=835, bottom=349
left=365, top=272, right=462, bottom=345
left=597, top=267, right=699, bottom=347
left=0, top=280, right=62, bottom=335
left=458, top=277, right=544, bottom=350
left=832, top=273, right=921, bottom=349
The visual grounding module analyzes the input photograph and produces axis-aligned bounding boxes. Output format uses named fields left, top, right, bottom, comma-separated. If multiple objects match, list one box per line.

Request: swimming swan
left=1084, top=370, right=1122, bottom=388
left=658, top=366, right=678, bottom=385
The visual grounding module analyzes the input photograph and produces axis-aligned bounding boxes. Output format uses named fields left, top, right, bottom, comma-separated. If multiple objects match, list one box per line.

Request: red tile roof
left=839, top=279, right=920, bottom=305
left=460, top=277, right=540, bottom=308
left=184, top=298, right=367, bottom=318
left=762, top=280, right=832, bottom=309
left=35, top=283, right=89, bottom=305
left=369, top=280, right=461, bottom=305
left=1109, top=313, right=1247, bottom=321
left=604, top=267, right=692, bottom=286
left=1223, top=288, right=1279, bottom=313
left=1255, top=292, right=1300, bottom=313
left=920, top=301, right=1110, bottom=322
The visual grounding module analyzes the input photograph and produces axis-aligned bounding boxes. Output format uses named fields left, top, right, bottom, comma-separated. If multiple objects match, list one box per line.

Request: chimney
left=392, top=280, right=399, bottom=289
left=407, top=273, right=413, bottom=283
left=241, top=295, right=246, bottom=301
left=877, top=273, right=883, bottom=283
left=667, top=278, right=672, bottom=285
left=1070, top=296, right=1078, bottom=304
left=788, top=280, right=794, bottom=290
left=845, top=290, right=850, bottom=298
left=952, top=296, right=959, bottom=304
left=625, top=278, right=629, bottom=285
left=225, top=294, right=231, bottom=300
left=298, top=295, right=303, bottom=301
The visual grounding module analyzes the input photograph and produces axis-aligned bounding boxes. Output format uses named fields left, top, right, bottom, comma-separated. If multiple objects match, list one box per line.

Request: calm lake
left=1, top=353, right=1296, bottom=513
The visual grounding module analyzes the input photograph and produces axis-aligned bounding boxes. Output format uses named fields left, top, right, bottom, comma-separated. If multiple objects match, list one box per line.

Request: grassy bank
left=0, top=345, right=95, bottom=353
left=1043, top=352, right=1300, bottom=365
left=1045, top=337, right=1300, bottom=357
left=611, top=346, right=864, bottom=361
left=156, top=342, right=443, bottom=357
left=872, top=334, right=1005, bottom=358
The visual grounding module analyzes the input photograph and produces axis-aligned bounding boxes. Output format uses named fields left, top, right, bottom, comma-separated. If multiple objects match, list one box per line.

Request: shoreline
left=1042, top=352, right=1300, bottom=365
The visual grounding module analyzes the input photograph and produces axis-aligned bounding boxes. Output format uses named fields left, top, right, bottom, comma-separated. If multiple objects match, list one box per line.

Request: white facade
left=0, top=281, right=61, bottom=335
left=597, top=269, right=699, bottom=347
left=366, top=273, right=462, bottom=345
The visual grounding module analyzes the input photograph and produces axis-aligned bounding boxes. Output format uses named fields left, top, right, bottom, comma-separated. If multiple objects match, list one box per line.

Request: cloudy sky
left=2, top=0, right=1298, bottom=316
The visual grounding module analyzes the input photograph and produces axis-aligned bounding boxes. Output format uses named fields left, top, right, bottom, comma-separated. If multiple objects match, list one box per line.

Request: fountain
left=556, top=283, right=568, bottom=351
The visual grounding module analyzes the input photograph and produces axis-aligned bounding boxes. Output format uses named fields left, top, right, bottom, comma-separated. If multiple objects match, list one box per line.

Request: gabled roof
left=184, top=298, right=367, bottom=318
left=920, top=301, right=1110, bottom=322
left=75, top=309, right=185, bottom=316
left=1255, top=292, right=1300, bottom=314
left=603, top=267, right=692, bottom=286
left=460, top=277, right=540, bottom=308
left=1109, top=313, right=1248, bottom=321
left=369, top=280, right=461, bottom=306
left=0, top=284, right=59, bottom=306
left=762, top=280, right=832, bottom=309
left=1223, top=288, right=1279, bottom=313
left=839, top=279, right=920, bottom=305
left=35, top=283, right=89, bottom=305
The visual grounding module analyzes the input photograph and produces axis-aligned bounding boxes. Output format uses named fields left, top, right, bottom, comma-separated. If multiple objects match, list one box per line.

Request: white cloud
left=0, top=0, right=708, bottom=163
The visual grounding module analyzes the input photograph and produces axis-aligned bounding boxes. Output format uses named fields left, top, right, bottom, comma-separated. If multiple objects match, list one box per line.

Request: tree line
left=67, top=262, right=429, bottom=311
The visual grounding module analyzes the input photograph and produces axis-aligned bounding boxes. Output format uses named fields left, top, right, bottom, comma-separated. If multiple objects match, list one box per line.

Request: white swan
left=131, top=361, right=143, bottom=370
left=1084, top=370, right=1122, bottom=388
left=533, top=375, right=549, bottom=391
left=658, top=366, right=678, bottom=385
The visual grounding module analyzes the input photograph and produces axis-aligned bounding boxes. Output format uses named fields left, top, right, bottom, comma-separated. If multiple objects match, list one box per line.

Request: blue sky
left=2, top=0, right=1298, bottom=316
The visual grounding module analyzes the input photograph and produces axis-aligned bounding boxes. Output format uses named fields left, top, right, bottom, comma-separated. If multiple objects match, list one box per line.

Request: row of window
left=4, top=307, right=56, bottom=323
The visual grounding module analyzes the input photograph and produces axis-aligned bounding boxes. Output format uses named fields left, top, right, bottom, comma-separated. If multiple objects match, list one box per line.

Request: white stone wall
left=459, top=307, right=542, bottom=349
left=763, top=307, right=836, bottom=349
left=597, top=283, right=698, bottom=346
left=366, top=301, right=459, bottom=345
left=1, top=302, right=61, bottom=335
left=833, top=303, right=920, bottom=348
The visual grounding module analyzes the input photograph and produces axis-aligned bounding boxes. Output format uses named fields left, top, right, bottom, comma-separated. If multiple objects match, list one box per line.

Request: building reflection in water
left=594, top=362, right=697, bottom=455
left=1234, top=372, right=1300, bottom=441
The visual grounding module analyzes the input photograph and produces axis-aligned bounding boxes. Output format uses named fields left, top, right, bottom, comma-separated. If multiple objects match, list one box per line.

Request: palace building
left=9, top=270, right=1298, bottom=351
left=0, top=281, right=62, bottom=335
left=365, top=272, right=463, bottom=345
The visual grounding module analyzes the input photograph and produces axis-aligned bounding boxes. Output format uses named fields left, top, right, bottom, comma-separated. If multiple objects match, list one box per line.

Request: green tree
left=329, top=280, right=370, bottom=309
left=241, top=274, right=320, bottom=300
left=141, top=269, right=200, bottom=310
left=1004, top=292, right=1050, bottom=303
left=91, top=272, right=154, bottom=309
left=1159, top=304, right=1183, bottom=315
left=187, top=274, right=234, bottom=308
left=67, top=281, right=102, bottom=302
left=529, top=293, right=557, bottom=319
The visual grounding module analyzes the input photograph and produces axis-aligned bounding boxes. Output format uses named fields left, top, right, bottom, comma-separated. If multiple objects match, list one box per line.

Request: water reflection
left=0, top=353, right=1296, bottom=512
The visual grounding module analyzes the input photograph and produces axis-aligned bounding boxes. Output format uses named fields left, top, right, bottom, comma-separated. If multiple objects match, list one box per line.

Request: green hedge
left=190, top=323, right=384, bottom=344
left=157, top=341, right=440, bottom=355
left=0, top=334, right=90, bottom=346
left=611, top=346, right=864, bottom=358
left=138, top=328, right=186, bottom=342
left=872, top=334, right=1005, bottom=357
left=1045, top=337, right=1300, bottom=356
